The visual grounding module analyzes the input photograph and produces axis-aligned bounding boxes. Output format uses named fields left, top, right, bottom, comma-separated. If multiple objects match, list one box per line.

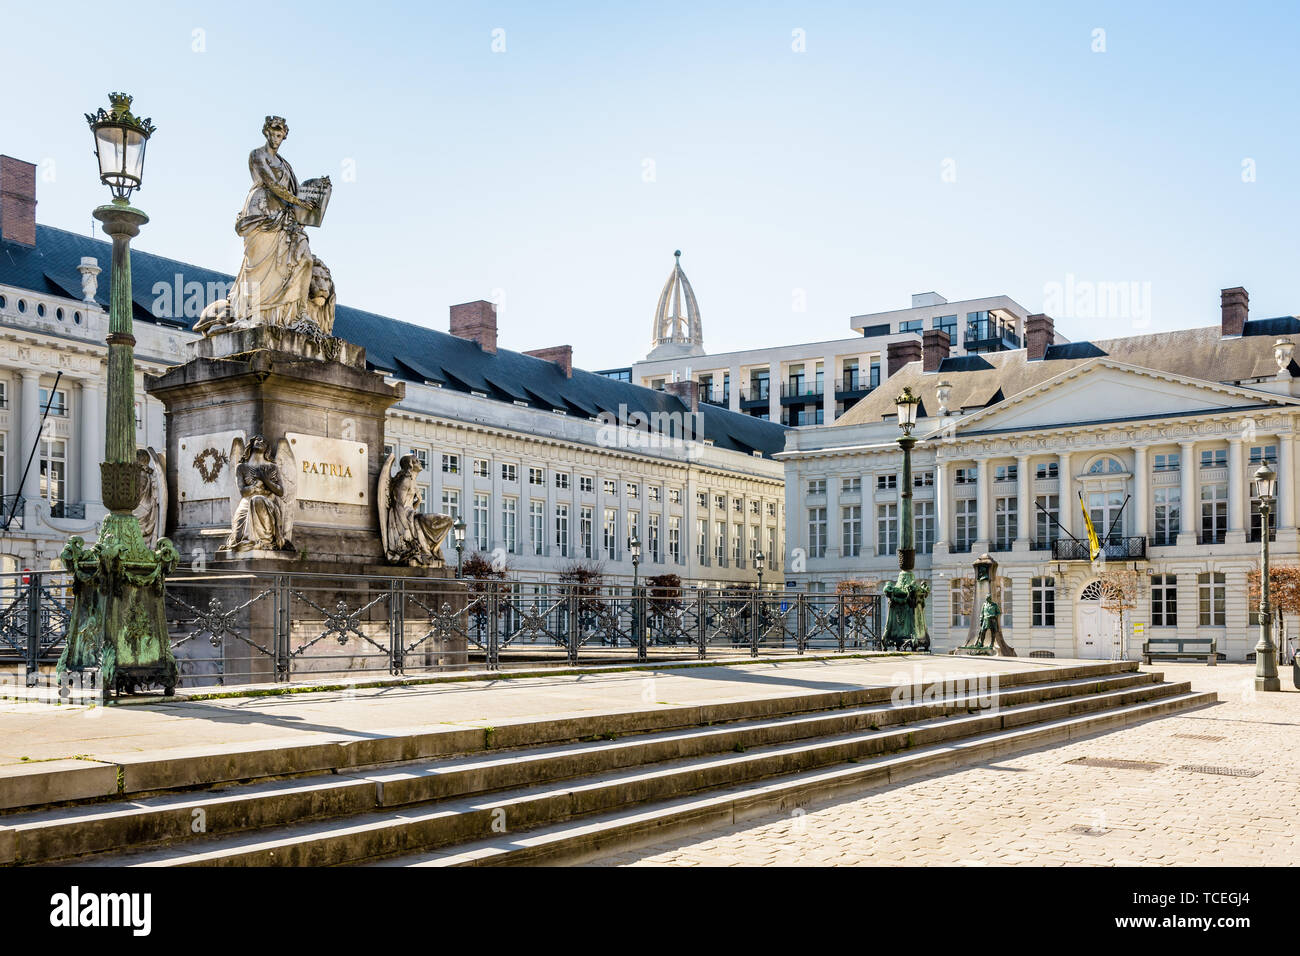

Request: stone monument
left=955, top=552, right=1016, bottom=656
left=146, top=115, right=463, bottom=683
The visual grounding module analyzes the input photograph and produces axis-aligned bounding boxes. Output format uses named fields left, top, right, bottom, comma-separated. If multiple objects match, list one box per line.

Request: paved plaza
left=583, top=663, right=1300, bottom=866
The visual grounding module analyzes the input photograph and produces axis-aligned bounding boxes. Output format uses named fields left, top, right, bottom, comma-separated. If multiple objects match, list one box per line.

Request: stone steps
left=0, top=663, right=1213, bottom=867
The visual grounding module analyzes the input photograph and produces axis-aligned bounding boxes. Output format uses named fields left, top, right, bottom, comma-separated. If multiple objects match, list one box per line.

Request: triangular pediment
left=930, top=359, right=1299, bottom=436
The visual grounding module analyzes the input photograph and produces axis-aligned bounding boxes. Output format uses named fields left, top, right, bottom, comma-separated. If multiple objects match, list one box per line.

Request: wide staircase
left=0, top=660, right=1214, bottom=867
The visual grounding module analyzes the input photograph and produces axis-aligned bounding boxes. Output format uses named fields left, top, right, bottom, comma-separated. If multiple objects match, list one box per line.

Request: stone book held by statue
left=295, top=177, right=331, bottom=228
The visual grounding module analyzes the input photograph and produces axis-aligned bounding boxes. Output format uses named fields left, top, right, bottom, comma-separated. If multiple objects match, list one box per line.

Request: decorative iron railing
left=1, top=570, right=885, bottom=688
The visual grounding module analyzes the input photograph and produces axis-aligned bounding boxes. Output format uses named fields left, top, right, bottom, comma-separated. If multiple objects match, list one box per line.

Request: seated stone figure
left=380, top=454, right=454, bottom=567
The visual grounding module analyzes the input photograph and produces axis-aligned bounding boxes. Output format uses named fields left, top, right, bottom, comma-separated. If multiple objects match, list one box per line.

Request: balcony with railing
left=1051, top=536, right=1148, bottom=561
left=699, top=388, right=730, bottom=407
left=964, top=313, right=1022, bottom=352
left=740, top=383, right=771, bottom=408
left=835, top=371, right=876, bottom=401
left=780, top=379, right=824, bottom=404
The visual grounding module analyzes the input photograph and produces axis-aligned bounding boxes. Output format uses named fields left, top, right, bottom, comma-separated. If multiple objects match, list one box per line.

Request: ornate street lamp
left=628, top=530, right=642, bottom=588
left=754, top=549, right=766, bottom=592
left=881, top=386, right=930, bottom=651
left=1251, top=463, right=1280, bottom=691
left=453, top=515, right=467, bottom=578
left=58, top=94, right=179, bottom=700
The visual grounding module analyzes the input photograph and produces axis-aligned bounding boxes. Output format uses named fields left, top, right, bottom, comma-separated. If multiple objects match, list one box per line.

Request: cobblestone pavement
left=585, top=664, right=1300, bottom=866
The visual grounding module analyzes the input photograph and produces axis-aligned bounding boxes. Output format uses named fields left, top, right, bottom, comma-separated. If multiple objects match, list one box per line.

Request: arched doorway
left=1075, top=580, right=1119, bottom=659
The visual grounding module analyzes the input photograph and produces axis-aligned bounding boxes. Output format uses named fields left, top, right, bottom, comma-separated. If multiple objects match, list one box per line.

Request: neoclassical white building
left=0, top=155, right=786, bottom=585
left=780, top=297, right=1300, bottom=661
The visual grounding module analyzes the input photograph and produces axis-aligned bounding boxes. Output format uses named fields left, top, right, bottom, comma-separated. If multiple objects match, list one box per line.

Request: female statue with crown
left=197, top=115, right=333, bottom=334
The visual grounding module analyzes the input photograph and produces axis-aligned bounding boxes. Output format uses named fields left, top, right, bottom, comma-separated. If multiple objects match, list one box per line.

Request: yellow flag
left=1079, top=492, right=1102, bottom=561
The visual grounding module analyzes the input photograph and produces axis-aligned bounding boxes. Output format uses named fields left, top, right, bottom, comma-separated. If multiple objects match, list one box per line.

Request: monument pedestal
left=147, top=327, right=467, bottom=685
left=147, top=326, right=403, bottom=569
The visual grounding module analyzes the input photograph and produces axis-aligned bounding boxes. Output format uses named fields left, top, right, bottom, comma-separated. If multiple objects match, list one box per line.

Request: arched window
left=1088, top=457, right=1124, bottom=475
left=1080, top=580, right=1103, bottom=601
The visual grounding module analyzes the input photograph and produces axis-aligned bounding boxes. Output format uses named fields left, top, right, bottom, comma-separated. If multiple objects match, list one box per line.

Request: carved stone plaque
left=286, top=432, right=369, bottom=506
left=179, top=430, right=246, bottom=501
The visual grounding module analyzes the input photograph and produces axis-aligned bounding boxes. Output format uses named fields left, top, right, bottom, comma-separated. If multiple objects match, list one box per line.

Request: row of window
left=437, top=489, right=783, bottom=568
left=946, top=572, right=1228, bottom=629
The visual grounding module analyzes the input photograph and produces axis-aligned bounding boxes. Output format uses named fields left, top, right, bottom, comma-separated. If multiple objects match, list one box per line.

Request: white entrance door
left=1075, top=582, right=1119, bottom=659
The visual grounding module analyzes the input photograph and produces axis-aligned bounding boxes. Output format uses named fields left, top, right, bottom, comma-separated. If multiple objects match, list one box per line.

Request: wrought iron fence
left=1, top=569, right=884, bottom=689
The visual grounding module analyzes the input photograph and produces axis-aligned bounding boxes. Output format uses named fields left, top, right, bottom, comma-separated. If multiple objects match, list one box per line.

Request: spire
left=648, top=249, right=705, bottom=360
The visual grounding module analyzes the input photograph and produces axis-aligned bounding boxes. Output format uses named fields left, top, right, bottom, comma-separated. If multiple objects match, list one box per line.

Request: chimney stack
left=921, top=329, right=950, bottom=373
left=524, top=345, right=573, bottom=378
left=1024, top=313, right=1055, bottom=360
left=887, top=339, right=923, bottom=378
left=664, top=378, right=700, bottom=413
left=0, top=156, right=37, bottom=247
left=449, top=300, right=498, bottom=353
left=1221, top=287, right=1248, bottom=337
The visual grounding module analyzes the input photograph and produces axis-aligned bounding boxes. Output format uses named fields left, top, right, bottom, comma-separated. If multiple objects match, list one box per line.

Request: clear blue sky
left=10, top=1, right=1299, bottom=368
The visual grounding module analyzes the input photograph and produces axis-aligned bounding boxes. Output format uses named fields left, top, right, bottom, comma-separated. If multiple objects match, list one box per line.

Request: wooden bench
left=1142, top=637, right=1218, bottom=665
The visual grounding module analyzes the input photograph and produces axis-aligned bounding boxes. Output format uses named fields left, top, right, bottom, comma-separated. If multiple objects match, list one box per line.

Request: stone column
left=1058, top=451, right=1073, bottom=538
left=975, top=457, right=990, bottom=547
left=1280, top=433, right=1296, bottom=529
left=728, top=362, right=741, bottom=413
left=1179, top=440, right=1197, bottom=544
left=18, top=370, right=41, bottom=503
left=1132, top=446, right=1148, bottom=540
left=825, top=472, right=840, bottom=559
left=1227, top=437, right=1245, bottom=543
left=822, top=354, right=836, bottom=424
left=934, top=459, right=949, bottom=553
left=1015, top=454, right=1031, bottom=549
left=78, top=378, right=102, bottom=509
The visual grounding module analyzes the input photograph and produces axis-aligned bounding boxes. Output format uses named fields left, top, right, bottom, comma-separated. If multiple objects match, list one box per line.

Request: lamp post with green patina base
left=1252, top=463, right=1281, bottom=692
left=57, top=94, right=179, bottom=701
left=882, top=386, right=930, bottom=652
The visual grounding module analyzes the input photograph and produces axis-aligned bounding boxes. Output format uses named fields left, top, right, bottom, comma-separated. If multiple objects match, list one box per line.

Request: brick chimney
left=921, top=329, right=950, bottom=373
left=449, top=300, right=497, bottom=353
left=1221, top=287, right=1248, bottom=337
left=664, top=378, right=699, bottom=413
left=524, top=345, right=573, bottom=377
left=0, top=156, right=37, bottom=247
left=1024, top=313, right=1055, bottom=360
left=887, top=339, right=923, bottom=378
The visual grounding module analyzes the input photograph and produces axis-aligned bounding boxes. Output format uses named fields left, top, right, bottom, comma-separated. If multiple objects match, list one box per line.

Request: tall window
left=768, top=527, right=778, bottom=568
left=995, top=576, right=1014, bottom=628
left=604, top=509, right=619, bottom=557
left=473, top=458, right=490, bottom=478
left=914, top=500, right=934, bottom=554
left=529, top=467, right=544, bottom=486
left=472, top=493, right=490, bottom=551
left=1198, top=572, right=1225, bottom=626
left=696, top=518, right=708, bottom=563
left=501, top=463, right=517, bottom=483
left=953, top=499, right=976, bottom=553
left=1031, top=577, right=1055, bottom=627
left=808, top=508, right=827, bottom=558
left=1152, top=487, right=1179, bottom=545
left=1035, top=462, right=1059, bottom=479
left=442, top=489, right=461, bottom=521
left=1200, top=482, right=1227, bottom=544
left=749, top=523, right=760, bottom=562
left=580, top=506, right=594, bottom=558
left=1034, top=494, right=1059, bottom=548
left=1088, top=490, right=1125, bottom=543
left=841, top=506, right=861, bottom=557
left=554, top=472, right=570, bottom=490
left=40, top=439, right=65, bottom=516
left=554, top=504, right=569, bottom=557
left=731, top=523, right=742, bottom=565
left=39, top=388, right=67, bottom=416
left=1249, top=445, right=1278, bottom=464
left=649, top=514, right=661, bottom=562
left=668, top=516, right=681, bottom=563
left=877, top=503, right=898, bottom=556
left=1200, top=449, right=1227, bottom=469
left=994, top=495, right=1017, bottom=550
left=529, top=501, right=545, bottom=555
left=1150, top=574, right=1177, bottom=627
left=714, top=521, right=726, bottom=565
left=441, top=453, right=459, bottom=474
left=501, top=497, right=518, bottom=553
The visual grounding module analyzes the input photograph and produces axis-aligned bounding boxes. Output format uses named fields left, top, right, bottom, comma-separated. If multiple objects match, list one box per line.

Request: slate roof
left=837, top=322, right=1300, bottom=429
left=1, top=225, right=788, bottom=458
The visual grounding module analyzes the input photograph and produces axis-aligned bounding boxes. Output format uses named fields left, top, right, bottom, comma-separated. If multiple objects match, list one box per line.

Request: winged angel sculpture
left=133, top=446, right=168, bottom=548
left=377, top=452, right=454, bottom=567
left=223, top=435, right=297, bottom=552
